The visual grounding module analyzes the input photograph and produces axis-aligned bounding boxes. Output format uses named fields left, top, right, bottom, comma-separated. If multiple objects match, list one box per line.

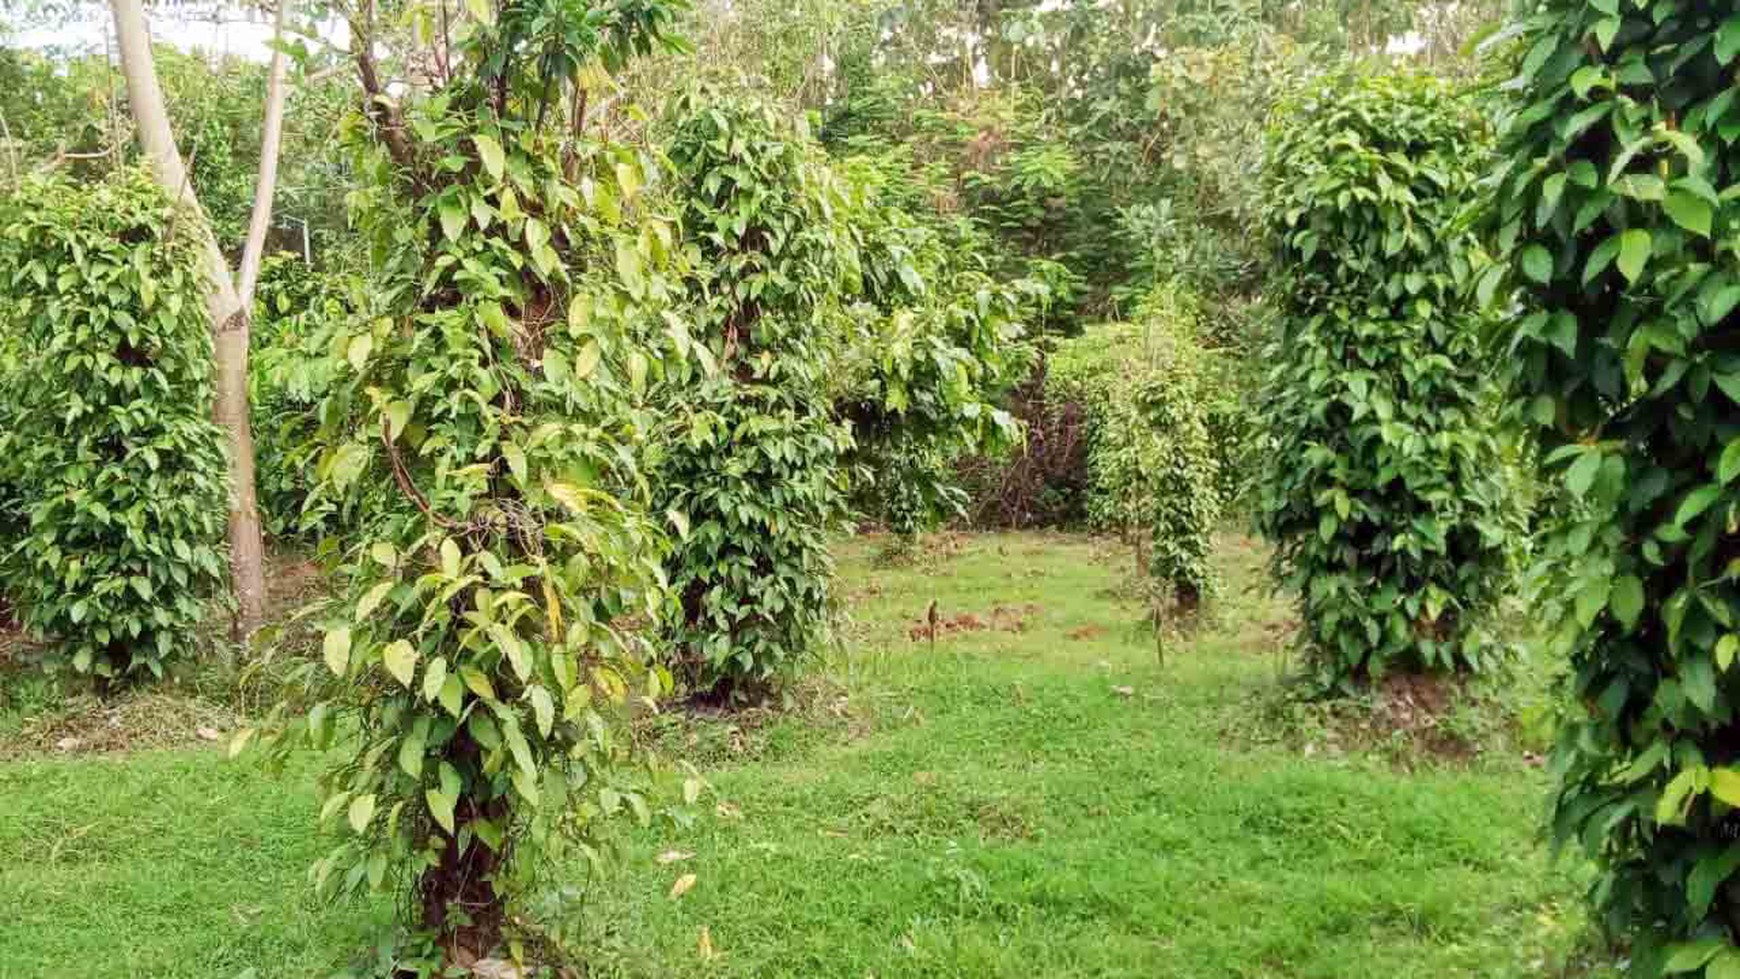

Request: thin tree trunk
left=109, top=0, right=267, bottom=639
left=236, top=0, right=290, bottom=308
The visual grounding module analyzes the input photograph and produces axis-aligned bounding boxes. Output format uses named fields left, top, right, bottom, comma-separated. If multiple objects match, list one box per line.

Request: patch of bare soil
left=0, top=689, right=239, bottom=760
left=647, top=675, right=871, bottom=765
left=906, top=603, right=1040, bottom=642
left=1225, top=672, right=1492, bottom=770
left=1366, top=673, right=1478, bottom=762
left=1066, top=624, right=1104, bottom=641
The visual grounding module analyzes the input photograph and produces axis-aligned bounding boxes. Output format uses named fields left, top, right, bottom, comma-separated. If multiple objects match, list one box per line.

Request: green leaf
left=1709, top=949, right=1740, bottom=979
left=1566, top=451, right=1601, bottom=499
left=1722, top=441, right=1740, bottom=484
left=1719, top=16, right=1740, bottom=64
left=474, top=134, right=506, bottom=180
left=323, top=626, right=351, bottom=677
left=382, top=639, right=418, bottom=688
left=1665, top=190, right=1714, bottom=237
left=1617, top=229, right=1651, bottom=283
left=397, top=719, right=427, bottom=779
left=1677, top=484, right=1724, bottom=527
left=1610, top=575, right=1644, bottom=630
left=1519, top=244, right=1553, bottom=284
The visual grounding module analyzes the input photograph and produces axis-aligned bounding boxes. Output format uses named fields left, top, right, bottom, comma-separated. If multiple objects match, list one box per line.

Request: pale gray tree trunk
left=109, top=0, right=270, bottom=638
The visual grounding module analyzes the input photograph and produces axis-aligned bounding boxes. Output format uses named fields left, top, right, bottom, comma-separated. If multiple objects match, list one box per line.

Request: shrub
left=0, top=170, right=227, bottom=680
left=1047, top=290, right=1222, bottom=610
left=246, top=12, right=692, bottom=962
left=1485, top=2, right=1740, bottom=969
left=1256, top=70, right=1511, bottom=689
left=657, top=90, right=852, bottom=699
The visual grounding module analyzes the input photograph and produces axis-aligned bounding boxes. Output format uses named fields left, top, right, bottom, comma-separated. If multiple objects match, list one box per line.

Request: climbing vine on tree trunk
left=1485, top=1, right=1740, bottom=972
left=245, top=0, right=695, bottom=964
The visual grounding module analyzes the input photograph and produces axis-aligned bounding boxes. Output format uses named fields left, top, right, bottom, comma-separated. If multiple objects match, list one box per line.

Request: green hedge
left=0, top=170, right=227, bottom=678
left=1257, top=70, right=1512, bottom=689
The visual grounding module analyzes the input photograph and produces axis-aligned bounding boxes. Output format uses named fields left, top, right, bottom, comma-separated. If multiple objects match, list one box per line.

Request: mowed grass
left=0, top=532, right=1601, bottom=978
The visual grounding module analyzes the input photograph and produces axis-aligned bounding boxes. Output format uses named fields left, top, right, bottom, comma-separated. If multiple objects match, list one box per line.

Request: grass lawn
left=0, top=532, right=1603, bottom=978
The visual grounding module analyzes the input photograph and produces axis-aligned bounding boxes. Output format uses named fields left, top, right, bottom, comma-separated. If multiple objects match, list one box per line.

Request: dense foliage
left=245, top=4, right=694, bottom=962
left=0, top=170, right=227, bottom=679
left=1047, top=288, right=1221, bottom=610
left=832, top=154, right=1033, bottom=537
left=656, top=91, right=851, bottom=699
left=1257, top=71, right=1512, bottom=688
left=1486, top=0, right=1740, bottom=970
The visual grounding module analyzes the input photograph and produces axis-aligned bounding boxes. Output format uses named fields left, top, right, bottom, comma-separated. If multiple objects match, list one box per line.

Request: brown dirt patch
left=1066, top=624, right=1104, bottom=641
left=907, top=603, right=1041, bottom=642
left=0, top=690, right=239, bottom=760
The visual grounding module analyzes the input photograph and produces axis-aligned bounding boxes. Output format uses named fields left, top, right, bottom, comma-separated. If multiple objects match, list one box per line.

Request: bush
left=1256, top=70, right=1511, bottom=689
left=1047, top=290, right=1222, bottom=610
left=657, top=90, right=853, bottom=699
left=1485, top=2, right=1740, bottom=969
left=0, top=170, right=227, bottom=680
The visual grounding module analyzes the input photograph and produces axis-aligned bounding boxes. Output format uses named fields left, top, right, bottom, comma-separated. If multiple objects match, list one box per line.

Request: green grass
left=0, top=532, right=1605, bottom=977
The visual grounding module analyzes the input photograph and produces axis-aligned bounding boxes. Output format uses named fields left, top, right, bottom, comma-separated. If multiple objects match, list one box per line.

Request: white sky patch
left=8, top=7, right=345, bottom=63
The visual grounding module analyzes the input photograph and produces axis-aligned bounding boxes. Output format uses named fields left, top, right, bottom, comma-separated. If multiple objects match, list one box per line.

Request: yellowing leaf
left=530, top=685, right=555, bottom=737
left=669, top=873, right=697, bottom=900
left=228, top=727, right=256, bottom=759
left=385, top=401, right=412, bottom=442
left=474, top=133, right=506, bottom=180
left=348, top=793, right=377, bottom=834
left=574, top=340, right=602, bottom=379
left=423, top=656, right=449, bottom=703
left=323, top=626, right=352, bottom=676
left=382, top=639, right=418, bottom=688
left=347, top=333, right=374, bottom=371
left=1712, top=768, right=1740, bottom=808
left=426, top=787, right=456, bottom=834
left=356, top=581, right=394, bottom=621
left=615, top=160, right=643, bottom=200
left=440, top=538, right=462, bottom=578
left=460, top=666, right=497, bottom=702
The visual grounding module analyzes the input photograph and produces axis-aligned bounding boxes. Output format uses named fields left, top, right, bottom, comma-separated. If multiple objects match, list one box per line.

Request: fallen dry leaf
left=697, top=925, right=715, bottom=961
left=715, top=801, right=743, bottom=819
left=670, top=873, right=698, bottom=899
left=1112, top=685, right=1135, bottom=698
left=195, top=726, right=221, bottom=742
left=657, top=849, right=695, bottom=865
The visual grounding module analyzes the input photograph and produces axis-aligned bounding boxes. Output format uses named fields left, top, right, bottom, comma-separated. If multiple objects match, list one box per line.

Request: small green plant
left=657, top=90, right=853, bottom=700
left=1047, top=288, right=1222, bottom=612
left=1484, top=0, right=1740, bottom=970
left=0, top=170, right=227, bottom=680
left=1256, top=70, right=1512, bottom=689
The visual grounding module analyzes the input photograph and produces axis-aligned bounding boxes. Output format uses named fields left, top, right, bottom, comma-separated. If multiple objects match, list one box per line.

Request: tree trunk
left=109, top=0, right=267, bottom=638
left=236, top=0, right=290, bottom=309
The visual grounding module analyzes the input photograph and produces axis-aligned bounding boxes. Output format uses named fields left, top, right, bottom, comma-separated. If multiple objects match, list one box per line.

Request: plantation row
left=1, top=0, right=1737, bottom=974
